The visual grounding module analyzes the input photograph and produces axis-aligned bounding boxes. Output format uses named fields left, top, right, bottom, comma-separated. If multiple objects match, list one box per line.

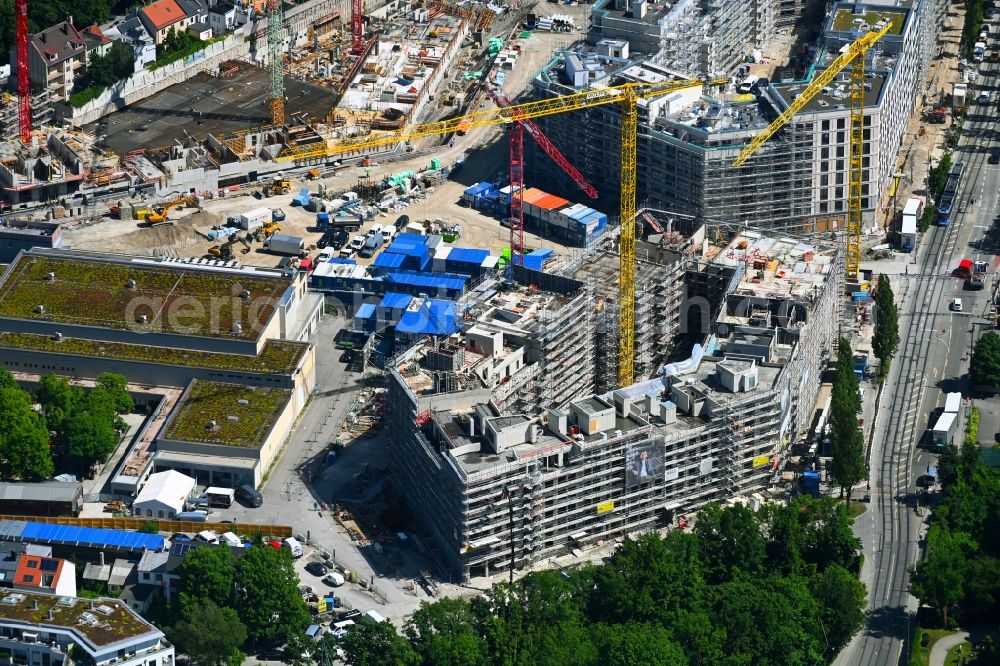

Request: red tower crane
left=487, top=86, right=598, bottom=265
left=350, top=0, right=364, bottom=54
left=15, top=0, right=31, bottom=143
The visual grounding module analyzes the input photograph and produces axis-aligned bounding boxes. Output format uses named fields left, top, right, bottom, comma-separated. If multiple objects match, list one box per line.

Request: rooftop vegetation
left=163, top=381, right=291, bottom=448
left=0, top=255, right=288, bottom=339
left=0, top=591, right=155, bottom=646
left=831, top=8, right=905, bottom=35
left=0, top=333, right=307, bottom=375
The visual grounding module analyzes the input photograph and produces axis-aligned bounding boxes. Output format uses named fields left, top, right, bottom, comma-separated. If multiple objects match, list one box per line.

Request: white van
left=381, top=225, right=396, bottom=242
left=194, top=530, right=218, bottom=544
left=331, top=620, right=355, bottom=639
left=283, top=536, right=304, bottom=558
left=219, top=532, right=242, bottom=547
left=323, top=572, right=346, bottom=587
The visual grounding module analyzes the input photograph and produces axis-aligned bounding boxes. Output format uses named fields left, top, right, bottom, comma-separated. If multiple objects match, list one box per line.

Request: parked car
left=305, top=561, right=329, bottom=577
left=170, top=533, right=191, bottom=544
left=990, top=148, right=1000, bottom=165
left=349, top=235, right=366, bottom=250
left=317, top=232, right=334, bottom=249
left=331, top=620, right=355, bottom=640
left=323, top=572, right=346, bottom=587
left=235, top=484, right=263, bottom=508
left=332, top=231, right=350, bottom=249
left=951, top=298, right=963, bottom=312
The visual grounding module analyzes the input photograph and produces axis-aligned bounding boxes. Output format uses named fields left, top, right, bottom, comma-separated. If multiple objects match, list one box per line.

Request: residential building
left=13, top=555, right=76, bottom=597
left=529, top=0, right=934, bottom=234
left=187, top=22, right=213, bottom=40
left=81, top=24, right=113, bottom=62
left=139, top=0, right=193, bottom=45
left=590, top=0, right=774, bottom=79
left=387, top=229, right=841, bottom=581
left=209, top=2, right=238, bottom=36
left=131, top=471, right=195, bottom=519
left=177, top=0, right=209, bottom=24
left=10, top=19, right=87, bottom=103
left=0, top=590, right=174, bottom=666
left=105, top=18, right=158, bottom=72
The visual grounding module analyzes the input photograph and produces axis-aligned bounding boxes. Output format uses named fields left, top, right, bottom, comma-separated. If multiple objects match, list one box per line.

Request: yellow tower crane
left=278, top=77, right=728, bottom=385
left=731, top=22, right=892, bottom=281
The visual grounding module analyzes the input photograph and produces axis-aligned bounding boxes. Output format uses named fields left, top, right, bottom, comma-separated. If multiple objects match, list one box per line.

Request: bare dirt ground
left=63, top=7, right=594, bottom=265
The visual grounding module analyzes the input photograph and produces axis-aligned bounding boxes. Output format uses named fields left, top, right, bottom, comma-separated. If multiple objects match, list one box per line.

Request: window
left=146, top=509, right=152, bottom=517
left=142, top=573, right=150, bottom=581
left=157, top=510, right=164, bottom=518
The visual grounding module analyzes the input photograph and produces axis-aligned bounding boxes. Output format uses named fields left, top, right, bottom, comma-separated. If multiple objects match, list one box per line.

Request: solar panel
left=39, top=559, right=58, bottom=572
left=20, top=522, right=163, bottom=552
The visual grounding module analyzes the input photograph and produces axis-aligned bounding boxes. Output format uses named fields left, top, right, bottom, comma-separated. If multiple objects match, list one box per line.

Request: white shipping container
left=240, top=207, right=273, bottom=231
left=944, top=392, right=962, bottom=414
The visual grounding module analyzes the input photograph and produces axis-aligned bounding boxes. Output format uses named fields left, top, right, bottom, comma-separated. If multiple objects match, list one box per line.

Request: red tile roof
left=141, top=0, right=187, bottom=30
left=13, top=555, right=64, bottom=589
left=83, top=24, right=113, bottom=45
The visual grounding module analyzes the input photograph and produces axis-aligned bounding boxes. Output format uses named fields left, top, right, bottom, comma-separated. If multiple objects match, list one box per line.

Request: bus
left=936, top=160, right=965, bottom=225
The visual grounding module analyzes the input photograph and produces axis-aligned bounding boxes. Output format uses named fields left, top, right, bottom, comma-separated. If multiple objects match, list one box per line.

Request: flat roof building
left=388, top=229, right=842, bottom=581
left=0, top=590, right=174, bottom=666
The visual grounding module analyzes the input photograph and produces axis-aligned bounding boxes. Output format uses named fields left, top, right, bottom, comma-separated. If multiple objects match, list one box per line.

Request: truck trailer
left=931, top=412, right=958, bottom=447
left=264, top=234, right=306, bottom=256
left=240, top=207, right=273, bottom=231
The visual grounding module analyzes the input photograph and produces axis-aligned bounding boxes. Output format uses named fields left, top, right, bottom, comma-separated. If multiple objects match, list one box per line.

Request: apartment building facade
left=532, top=1, right=931, bottom=233
left=13, top=19, right=87, bottom=103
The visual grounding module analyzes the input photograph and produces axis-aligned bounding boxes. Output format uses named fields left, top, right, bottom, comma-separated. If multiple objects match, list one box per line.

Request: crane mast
left=267, top=0, right=285, bottom=126
left=16, top=0, right=31, bottom=143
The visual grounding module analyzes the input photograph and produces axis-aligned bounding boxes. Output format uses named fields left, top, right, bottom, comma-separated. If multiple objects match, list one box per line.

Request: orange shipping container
left=521, top=188, right=547, bottom=204
left=535, top=194, right=570, bottom=210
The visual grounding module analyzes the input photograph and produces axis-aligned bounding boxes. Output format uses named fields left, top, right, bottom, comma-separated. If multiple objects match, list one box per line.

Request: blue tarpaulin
left=396, top=299, right=459, bottom=335
left=373, top=253, right=407, bottom=269
left=384, top=271, right=468, bottom=293
left=446, top=248, right=490, bottom=265
left=386, top=239, right=430, bottom=257
left=328, top=258, right=356, bottom=265
left=20, top=522, right=165, bottom=551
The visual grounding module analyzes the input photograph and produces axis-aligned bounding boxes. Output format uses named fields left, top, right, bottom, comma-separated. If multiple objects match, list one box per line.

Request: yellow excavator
left=208, top=233, right=253, bottom=260
left=262, top=174, right=291, bottom=196
left=145, top=195, right=199, bottom=225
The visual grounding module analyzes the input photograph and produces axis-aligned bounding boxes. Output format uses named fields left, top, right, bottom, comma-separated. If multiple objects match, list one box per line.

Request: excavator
left=145, top=195, right=199, bottom=225
left=208, top=233, right=253, bottom=260
left=261, top=174, right=292, bottom=197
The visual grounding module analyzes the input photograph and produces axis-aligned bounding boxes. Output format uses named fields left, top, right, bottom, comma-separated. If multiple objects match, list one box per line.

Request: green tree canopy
left=35, top=373, right=81, bottom=433
left=829, top=338, right=866, bottom=502
left=404, top=597, right=489, bottom=666
left=178, top=546, right=236, bottom=605
left=970, top=331, right=1000, bottom=389
left=0, top=386, right=54, bottom=480
left=169, top=598, right=246, bottom=666
left=233, top=545, right=310, bottom=643
left=55, top=387, right=121, bottom=474
left=96, top=372, right=133, bottom=415
left=590, top=622, right=688, bottom=666
left=693, top=503, right=765, bottom=584
left=872, top=274, right=900, bottom=375
left=811, top=565, right=867, bottom=652
left=340, top=619, right=420, bottom=666
left=909, top=527, right=972, bottom=625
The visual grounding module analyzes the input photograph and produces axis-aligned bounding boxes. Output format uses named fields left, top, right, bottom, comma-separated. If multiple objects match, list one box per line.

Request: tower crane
left=267, top=0, right=285, bottom=125
left=350, top=0, right=364, bottom=54
left=15, top=0, right=31, bottom=142
left=485, top=85, right=598, bottom=266
left=278, top=77, right=727, bottom=385
left=731, top=22, right=891, bottom=281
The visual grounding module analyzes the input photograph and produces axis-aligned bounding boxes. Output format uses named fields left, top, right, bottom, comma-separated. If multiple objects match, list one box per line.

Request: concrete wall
left=58, top=30, right=251, bottom=126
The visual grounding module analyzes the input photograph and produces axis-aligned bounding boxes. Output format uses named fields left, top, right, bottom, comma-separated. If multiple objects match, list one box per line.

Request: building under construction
left=388, top=226, right=841, bottom=581
left=530, top=0, right=940, bottom=234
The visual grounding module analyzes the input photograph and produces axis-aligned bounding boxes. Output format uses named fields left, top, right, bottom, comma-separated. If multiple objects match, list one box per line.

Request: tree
left=909, top=527, right=972, bottom=626
left=340, top=619, right=419, bottom=666
left=0, top=386, right=54, bottom=480
left=872, top=274, right=900, bottom=377
left=0, top=368, right=18, bottom=390
left=178, top=546, right=236, bottom=605
left=35, top=373, right=81, bottom=433
left=233, top=545, right=309, bottom=644
left=798, top=497, right=862, bottom=573
left=970, top=331, right=1000, bottom=390
left=590, top=622, right=688, bottom=666
left=96, top=372, right=133, bottom=414
left=811, top=565, right=867, bottom=652
left=693, top=503, right=765, bottom=584
left=404, top=597, right=489, bottom=666
left=829, top=338, right=866, bottom=502
left=929, top=152, right=953, bottom=200
left=55, top=388, right=121, bottom=475
left=169, top=598, right=246, bottom=666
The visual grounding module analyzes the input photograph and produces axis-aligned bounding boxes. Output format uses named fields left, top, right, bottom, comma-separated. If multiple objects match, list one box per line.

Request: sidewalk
left=930, top=631, right=969, bottom=666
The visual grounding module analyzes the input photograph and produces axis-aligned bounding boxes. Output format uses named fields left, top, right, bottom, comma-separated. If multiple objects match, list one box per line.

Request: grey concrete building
left=388, top=230, right=841, bottom=581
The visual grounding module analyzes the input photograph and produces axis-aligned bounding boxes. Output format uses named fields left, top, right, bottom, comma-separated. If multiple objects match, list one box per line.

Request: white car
left=349, top=235, right=366, bottom=250
left=951, top=298, right=963, bottom=312
left=331, top=620, right=355, bottom=640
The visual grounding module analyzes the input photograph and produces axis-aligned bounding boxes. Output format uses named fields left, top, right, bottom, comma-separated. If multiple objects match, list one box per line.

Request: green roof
left=0, top=333, right=307, bottom=375
left=0, top=255, right=289, bottom=340
left=831, top=8, right=905, bottom=35
left=0, top=591, right=157, bottom=647
left=163, top=381, right=292, bottom=448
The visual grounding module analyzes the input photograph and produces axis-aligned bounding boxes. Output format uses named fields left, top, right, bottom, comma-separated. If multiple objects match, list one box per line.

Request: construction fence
left=0, top=515, right=292, bottom=538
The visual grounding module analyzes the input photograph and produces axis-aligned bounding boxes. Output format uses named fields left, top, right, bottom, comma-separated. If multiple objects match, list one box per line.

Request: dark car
left=170, top=533, right=191, bottom=543
left=332, top=230, right=350, bottom=249
left=305, top=561, right=328, bottom=577
left=235, top=484, right=263, bottom=508
left=337, top=609, right=362, bottom=621
left=395, top=214, right=410, bottom=228
left=317, top=232, right=334, bottom=249
left=340, top=350, right=353, bottom=364
left=990, top=149, right=1000, bottom=165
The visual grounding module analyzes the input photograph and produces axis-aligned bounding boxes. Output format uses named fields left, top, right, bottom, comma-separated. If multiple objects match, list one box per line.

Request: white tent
left=133, top=471, right=196, bottom=519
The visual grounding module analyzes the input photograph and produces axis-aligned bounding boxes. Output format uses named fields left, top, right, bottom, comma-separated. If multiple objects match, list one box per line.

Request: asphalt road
left=836, top=55, right=1000, bottom=666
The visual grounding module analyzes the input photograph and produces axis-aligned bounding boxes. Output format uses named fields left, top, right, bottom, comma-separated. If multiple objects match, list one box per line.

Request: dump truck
left=953, top=83, right=968, bottom=112
left=967, top=260, right=988, bottom=290
left=264, top=233, right=306, bottom=256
